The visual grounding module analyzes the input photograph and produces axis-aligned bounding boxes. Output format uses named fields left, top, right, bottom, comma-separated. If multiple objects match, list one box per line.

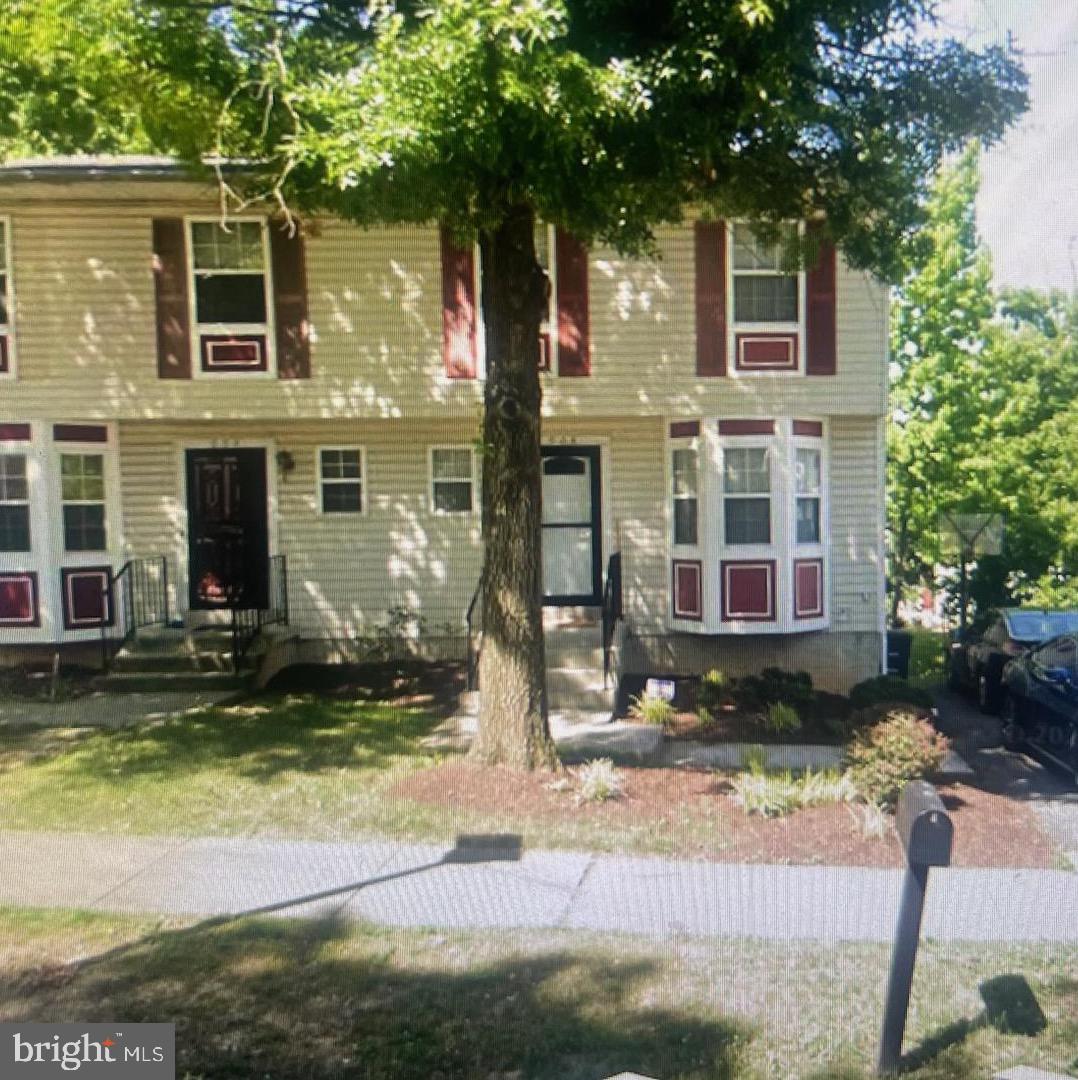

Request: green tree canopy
left=2, top=0, right=1030, bottom=763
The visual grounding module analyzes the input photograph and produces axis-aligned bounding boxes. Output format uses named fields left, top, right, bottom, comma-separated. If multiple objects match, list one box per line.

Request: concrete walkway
left=1, top=830, right=1075, bottom=943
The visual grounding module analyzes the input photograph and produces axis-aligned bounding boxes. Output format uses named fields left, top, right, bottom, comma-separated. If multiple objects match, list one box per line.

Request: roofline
left=0, top=158, right=243, bottom=184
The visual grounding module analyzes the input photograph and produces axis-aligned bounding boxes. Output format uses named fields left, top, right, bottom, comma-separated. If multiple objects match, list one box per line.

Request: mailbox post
left=877, top=781, right=954, bottom=1075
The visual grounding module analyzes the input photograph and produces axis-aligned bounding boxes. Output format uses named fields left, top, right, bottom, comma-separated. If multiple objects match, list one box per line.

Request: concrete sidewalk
left=1, top=830, right=1075, bottom=943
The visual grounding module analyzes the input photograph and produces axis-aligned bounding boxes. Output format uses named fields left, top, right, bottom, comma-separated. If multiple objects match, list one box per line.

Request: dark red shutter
left=152, top=218, right=191, bottom=380
left=695, top=220, right=727, bottom=376
left=270, top=220, right=311, bottom=379
left=806, top=224, right=837, bottom=376
left=555, top=228, right=590, bottom=376
left=440, top=227, right=478, bottom=379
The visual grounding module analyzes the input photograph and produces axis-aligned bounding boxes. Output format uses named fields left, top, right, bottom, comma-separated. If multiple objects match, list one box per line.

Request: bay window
left=722, top=447, right=771, bottom=545
left=671, top=447, right=699, bottom=546
left=795, top=448, right=822, bottom=544
left=61, top=454, right=107, bottom=552
left=0, top=454, right=29, bottom=551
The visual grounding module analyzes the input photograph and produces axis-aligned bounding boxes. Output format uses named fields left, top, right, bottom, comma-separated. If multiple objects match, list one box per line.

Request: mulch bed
left=394, top=761, right=1058, bottom=869
left=663, top=708, right=848, bottom=745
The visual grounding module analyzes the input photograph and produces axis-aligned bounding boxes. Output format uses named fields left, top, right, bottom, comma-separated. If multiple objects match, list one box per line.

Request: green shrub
left=628, top=693, right=675, bottom=727
left=848, top=675, right=933, bottom=711
left=732, top=667, right=814, bottom=713
left=743, top=743, right=769, bottom=775
left=845, top=710, right=950, bottom=809
left=696, top=669, right=731, bottom=714
left=764, top=701, right=801, bottom=735
left=577, top=758, right=625, bottom=803
left=729, top=767, right=857, bottom=818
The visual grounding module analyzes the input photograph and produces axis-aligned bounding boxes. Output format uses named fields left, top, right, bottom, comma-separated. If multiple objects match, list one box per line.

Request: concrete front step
left=109, top=651, right=235, bottom=674
left=544, top=626, right=604, bottom=670
left=546, top=667, right=615, bottom=712
left=94, top=671, right=248, bottom=694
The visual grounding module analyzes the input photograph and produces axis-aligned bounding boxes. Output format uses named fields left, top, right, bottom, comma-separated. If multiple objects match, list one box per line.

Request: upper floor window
left=732, top=224, right=799, bottom=324
left=723, top=447, right=771, bottom=545
left=671, top=447, right=699, bottom=546
left=188, top=219, right=272, bottom=374
left=430, top=447, right=475, bottom=514
left=0, top=453, right=29, bottom=552
left=0, top=219, right=12, bottom=375
left=795, top=447, right=822, bottom=543
left=319, top=447, right=365, bottom=514
left=534, top=222, right=557, bottom=371
left=60, top=453, right=107, bottom=552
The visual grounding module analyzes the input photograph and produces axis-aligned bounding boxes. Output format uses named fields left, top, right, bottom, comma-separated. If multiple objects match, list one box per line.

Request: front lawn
left=0, top=905, right=1074, bottom=1080
left=0, top=691, right=1058, bottom=865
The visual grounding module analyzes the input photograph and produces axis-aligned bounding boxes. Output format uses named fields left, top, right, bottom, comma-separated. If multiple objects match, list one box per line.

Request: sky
left=935, top=0, right=1078, bottom=290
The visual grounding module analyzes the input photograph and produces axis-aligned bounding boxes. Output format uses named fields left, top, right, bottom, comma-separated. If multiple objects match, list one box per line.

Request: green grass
left=0, top=695, right=455, bottom=841
left=0, top=905, right=1074, bottom=1080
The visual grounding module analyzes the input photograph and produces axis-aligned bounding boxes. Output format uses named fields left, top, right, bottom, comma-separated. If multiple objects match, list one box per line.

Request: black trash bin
left=886, top=629, right=913, bottom=679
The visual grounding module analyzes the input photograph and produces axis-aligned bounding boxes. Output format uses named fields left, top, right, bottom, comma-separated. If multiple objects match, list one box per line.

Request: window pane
left=796, top=497, right=820, bottom=543
left=60, top=455, right=104, bottom=501
left=320, top=449, right=361, bottom=480
left=732, top=223, right=797, bottom=271
left=434, top=480, right=473, bottom=513
left=733, top=275, right=798, bottom=322
left=724, top=497, right=771, bottom=544
left=63, top=504, right=106, bottom=551
left=671, top=448, right=697, bottom=496
left=724, top=448, right=769, bottom=494
left=432, top=449, right=472, bottom=481
left=674, top=498, right=698, bottom=546
left=0, top=454, right=27, bottom=500
left=191, top=222, right=263, bottom=271
left=795, top=448, right=821, bottom=494
left=322, top=482, right=362, bottom=513
left=0, top=273, right=7, bottom=326
left=0, top=505, right=30, bottom=551
left=195, top=273, right=267, bottom=324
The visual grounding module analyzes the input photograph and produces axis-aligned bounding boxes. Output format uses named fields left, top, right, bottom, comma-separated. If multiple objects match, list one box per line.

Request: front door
left=541, top=445, right=601, bottom=605
left=185, top=448, right=269, bottom=611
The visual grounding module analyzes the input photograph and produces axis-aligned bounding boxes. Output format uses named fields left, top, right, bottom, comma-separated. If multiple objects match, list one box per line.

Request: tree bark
left=471, top=205, right=560, bottom=771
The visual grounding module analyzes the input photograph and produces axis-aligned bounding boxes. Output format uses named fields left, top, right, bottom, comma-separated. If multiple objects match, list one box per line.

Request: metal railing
left=100, top=555, right=170, bottom=671
left=465, top=574, right=483, bottom=691
left=230, top=554, right=289, bottom=671
left=600, top=551, right=623, bottom=688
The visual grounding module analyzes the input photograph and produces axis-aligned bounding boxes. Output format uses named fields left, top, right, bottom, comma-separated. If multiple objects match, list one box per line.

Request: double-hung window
left=0, top=219, right=11, bottom=374
left=189, top=219, right=272, bottom=373
left=731, top=223, right=802, bottom=371
left=795, top=448, right=822, bottom=543
left=430, top=448, right=475, bottom=514
left=319, top=448, right=365, bottom=514
left=61, top=454, right=107, bottom=552
left=0, top=454, right=30, bottom=552
left=534, top=222, right=557, bottom=371
left=671, top=447, right=699, bottom=546
left=723, top=447, right=771, bottom=545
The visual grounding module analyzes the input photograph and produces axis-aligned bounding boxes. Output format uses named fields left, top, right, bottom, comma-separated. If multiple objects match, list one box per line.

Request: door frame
left=541, top=443, right=603, bottom=606
left=177, top=437, right=278, bottom=618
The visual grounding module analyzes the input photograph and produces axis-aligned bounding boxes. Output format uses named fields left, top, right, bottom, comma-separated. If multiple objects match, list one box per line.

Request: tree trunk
left=471, top=205, right=559, bottom=771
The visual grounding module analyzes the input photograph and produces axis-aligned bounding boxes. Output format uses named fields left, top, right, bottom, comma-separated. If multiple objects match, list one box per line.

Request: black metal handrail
left=100, top=555, right=170, bottom=671
left=600, top=551, right=623, bottom=688
left=465, top=574, right=483, bottom=691
left=230, top=554, right=289, bottom=671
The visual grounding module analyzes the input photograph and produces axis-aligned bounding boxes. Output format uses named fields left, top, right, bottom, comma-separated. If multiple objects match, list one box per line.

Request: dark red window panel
left=669, top=420, right=700, bottom=438
left=721, top=560, right=776, bottom=622
left=792, top=420, right=824, bottom=437
left=794, top=559, right=825, bottom=619
left=0, top=423, right=31, bottom=441
left=0, top=571, right=39, bottom=627
left=53, top=424, right=108, bottom=443
left=717, top=419, right=774, bottom=436
left=672, top=560, right=703, bottom=620
left=734, top=333, right=798, bottom=371
left=61, top=566, right=114, bottom=630
left=199, top=334, right=268, bottom=372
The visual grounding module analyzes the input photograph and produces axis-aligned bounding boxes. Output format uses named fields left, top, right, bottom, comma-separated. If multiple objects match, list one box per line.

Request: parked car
left=1000, top=633, right=1078, bottom=785
left=947, top=608, right=1078, bottom=713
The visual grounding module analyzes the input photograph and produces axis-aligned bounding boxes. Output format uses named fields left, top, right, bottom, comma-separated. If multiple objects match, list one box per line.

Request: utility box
left=886, top=629, right=913, bottom=678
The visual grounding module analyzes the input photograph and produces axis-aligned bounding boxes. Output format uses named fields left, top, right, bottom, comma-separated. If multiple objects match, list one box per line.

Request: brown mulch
left=393, top=761, right=1058, bottom=869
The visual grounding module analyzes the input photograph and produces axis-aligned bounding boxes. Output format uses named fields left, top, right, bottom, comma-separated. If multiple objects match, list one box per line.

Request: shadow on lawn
left=20, top=696, right=450, bottom=782
left=0, top=913, right=751, bottom=1080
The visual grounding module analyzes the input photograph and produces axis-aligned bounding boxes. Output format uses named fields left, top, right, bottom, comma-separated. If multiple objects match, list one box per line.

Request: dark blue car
left=1001, top=633, right=1078, bottom=785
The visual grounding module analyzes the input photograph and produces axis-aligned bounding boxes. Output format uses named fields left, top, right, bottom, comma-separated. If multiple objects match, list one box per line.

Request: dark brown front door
left=185, top=448, right=269, bottom=610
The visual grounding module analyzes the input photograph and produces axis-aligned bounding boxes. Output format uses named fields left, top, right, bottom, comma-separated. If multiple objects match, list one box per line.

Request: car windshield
left=1006, top=611, right=1078, bottom=640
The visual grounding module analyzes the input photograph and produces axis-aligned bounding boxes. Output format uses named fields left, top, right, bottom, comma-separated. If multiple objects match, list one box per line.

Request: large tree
left=3, top=0, right=1027, bottom=766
